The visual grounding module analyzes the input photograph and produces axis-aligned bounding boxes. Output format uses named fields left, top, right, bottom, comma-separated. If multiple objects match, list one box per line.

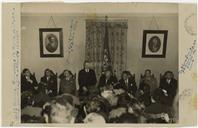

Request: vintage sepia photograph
left=1, top=1, right=197, bottom=127
left=20, top=3, right=179, bottom=124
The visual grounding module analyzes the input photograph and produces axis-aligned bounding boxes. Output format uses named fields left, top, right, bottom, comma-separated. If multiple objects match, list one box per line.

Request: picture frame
left=39, top=28, right=63, bottom=57
left=142, top=30, right=168, bottom=58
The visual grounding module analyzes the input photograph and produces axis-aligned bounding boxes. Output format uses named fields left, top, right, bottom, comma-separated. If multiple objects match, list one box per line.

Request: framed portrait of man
left=142, top=30, right=168, bottom=58
left=39, top=28, right=63, bottom=57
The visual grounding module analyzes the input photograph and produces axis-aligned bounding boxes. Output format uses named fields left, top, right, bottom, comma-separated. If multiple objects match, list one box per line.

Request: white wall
left=21, top=14, right=178, bottom=87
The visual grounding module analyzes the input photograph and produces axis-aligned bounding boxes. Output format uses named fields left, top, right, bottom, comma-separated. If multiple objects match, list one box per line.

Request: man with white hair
left=42, top=94, right=80, bottom=123
left=83, top=112, right=106, bottom=124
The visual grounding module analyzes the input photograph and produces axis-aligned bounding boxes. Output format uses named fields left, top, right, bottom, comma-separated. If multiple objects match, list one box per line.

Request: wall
left=21, top=3, right=178, bottom=15
left=21, top=16, right=86, bottom=85
left=21, top=14, right=178, bottom=87
left=127, top=15, right=178, bottom=85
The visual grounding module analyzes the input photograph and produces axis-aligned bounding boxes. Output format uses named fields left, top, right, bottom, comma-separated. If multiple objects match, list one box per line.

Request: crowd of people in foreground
left=21, top=61, right=178, bottom=123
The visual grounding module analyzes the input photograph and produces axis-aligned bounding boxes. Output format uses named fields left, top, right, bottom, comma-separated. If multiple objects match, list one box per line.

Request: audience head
left=86, top=100, right=101, bottom=114
left=42, top=94, right=79, bottom=123
left=101, top=89, right=114, bottom=98
left=164, top=71, right=174, bottom=80
left=145, top=69, right=152, bottom=77
left=118, top=113, right=138, bottom=123
left=121, top=71, right=129, bottom=80
left=22, top=68, right=31, bottom=77
left=109, top=107, right=127, bottom=122
left=83, top=112, right=106, bottom=124
left=101, top=91, right=119, bottom=107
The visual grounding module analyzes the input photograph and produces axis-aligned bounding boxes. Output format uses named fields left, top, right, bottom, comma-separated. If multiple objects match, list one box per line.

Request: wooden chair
left=32, top=72, right=35, bottom=77
left=140, top=74, right=144, bottom=83
left=30, top=72, right=37, bottom=83
left=140, top=73, right=155, bottom=81
left=131, top=73, right=135, bottom=80
left=160, top=73, right=165, bottom=84
left=128, top=72, right=135, bottom=81
left=73, top=73, right=76, bottom=80
left=49, top=70, right=58, bottom=96
left=55, top=72, right=58, bottom=95
left=140, top=74, right=144, bottom=79
left=59, top=71, right=65, bottom=80
left=113, top=70, right=117, bottom=76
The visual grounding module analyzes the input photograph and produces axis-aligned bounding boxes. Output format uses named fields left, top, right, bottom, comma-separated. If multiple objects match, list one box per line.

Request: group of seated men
left=21, top=61, right=178, bottom=123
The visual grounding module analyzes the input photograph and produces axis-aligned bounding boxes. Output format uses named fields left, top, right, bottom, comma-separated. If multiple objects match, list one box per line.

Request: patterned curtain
left=85, top=20, right=128, bottom=79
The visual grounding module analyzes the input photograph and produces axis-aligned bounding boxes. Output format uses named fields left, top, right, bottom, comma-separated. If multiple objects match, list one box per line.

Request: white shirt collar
left=85, top=69, right=89, bottom=72
left=167, top=79, right=171, bottom=84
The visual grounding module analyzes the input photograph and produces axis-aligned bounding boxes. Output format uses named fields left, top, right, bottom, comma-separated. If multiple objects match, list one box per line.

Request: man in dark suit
left=118, top=71, right=137, bottom=97
left=98, top=70, right=117, bottom=91
left=159, top=71, right=178, bottom=105
left=78, top=61, right=97, bottom=97
left=21, top=68, right=39, bottom=94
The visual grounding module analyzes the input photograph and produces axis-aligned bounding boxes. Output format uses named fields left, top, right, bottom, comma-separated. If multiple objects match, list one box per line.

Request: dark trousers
left=78, top=85, right=98, bottom=100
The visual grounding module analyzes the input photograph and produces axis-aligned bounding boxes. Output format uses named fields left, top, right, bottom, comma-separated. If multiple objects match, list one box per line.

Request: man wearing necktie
left=159, top=71, right=178, bottom=105
left=98, top=70, right=118, bottom=91
left=78, top=61, right=97, bottom=97
left=118, top=71, right=137, bottom=97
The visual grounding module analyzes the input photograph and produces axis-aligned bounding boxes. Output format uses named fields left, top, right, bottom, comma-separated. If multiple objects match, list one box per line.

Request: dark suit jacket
left=138, top=93, right=151, bottom=107
left=144, top=102, right=174, bottom=123
left=159, top=78, right=178, bottom=98
left=98, top=75, right=118, bottom=89
left=78, top=69, right=97, bottom=89
left=21, top=75, right=38, bottom=93
left=40, top=76, right=57, bottom=97
left=117, top=78, right=137, bottom=97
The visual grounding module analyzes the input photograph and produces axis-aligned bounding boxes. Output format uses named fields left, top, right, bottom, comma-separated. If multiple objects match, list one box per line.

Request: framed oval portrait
left=142, top=30, right=168, bottom=58
left=148, top=36, right=161, bottom=53
left=39, top=28, right=63, bottom=57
